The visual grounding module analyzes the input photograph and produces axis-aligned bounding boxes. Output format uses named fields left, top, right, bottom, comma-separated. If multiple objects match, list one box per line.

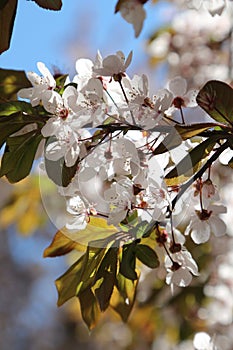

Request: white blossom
left=17, top=62, right=56, bottom=106
left=185, top=204, right=227, bottom=244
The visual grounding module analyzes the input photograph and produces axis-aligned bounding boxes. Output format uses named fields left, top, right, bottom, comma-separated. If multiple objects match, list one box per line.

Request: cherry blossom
left=185, top=204, right=227, bottom=244
left=165, top=249, right=199, bottom=288
left=65, top=196, right=90, bottom=230
left=104, top=177, right=135, bottom=225
left=93, top=50, right=133, bottom=80
left=17, top=62, right=56, bottom=107
left=167, top=76, right=198, bottom=109
left=41, top=86, right=91, bottom=166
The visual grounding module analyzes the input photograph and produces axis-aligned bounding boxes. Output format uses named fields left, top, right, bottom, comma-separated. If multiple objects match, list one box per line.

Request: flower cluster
left=17, top=50, right=227, bottom=291
left=147, top=3, right=232, bottom=86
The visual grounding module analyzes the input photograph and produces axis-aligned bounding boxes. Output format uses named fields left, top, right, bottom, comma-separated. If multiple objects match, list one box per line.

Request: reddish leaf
left=31, top=0, right=62, bottom=10
left=0, top=0, right=18, bottom=54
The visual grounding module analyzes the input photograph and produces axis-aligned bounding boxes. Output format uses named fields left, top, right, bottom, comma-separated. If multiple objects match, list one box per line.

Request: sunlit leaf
left=111, top=273, right=139, bottom=322
left=95, top=247, right=118, bottom=311
left=76, top=245, right=107, bottom=296
left=79, top=288, right=100, bottom=330
left=175, top=123, right=226, bottom=140
left=152, top=123, right=222, bottom=156
left=135, top=244, right=159, bottom=268
left=55, top=254, right=86, bottom=306
left=58, top=217, right=119, bottom=248
left=128, top=220, right=156, bottom=239
left=0, top=101, right=34, bottom=116
left=165, top=136, right=221, bottom=186
left=43, top=230, right=83, bottom=257
left=30, top=0, right=62, bottom=10
left=0, top=68, right=31, bottom=101
left=55, top=241, right=115, bottom=307
left=0, top=130, right=43, bottom=182
left=196, top=80, right=233, bottom=126
left=0, top=0, right=17, bottom=54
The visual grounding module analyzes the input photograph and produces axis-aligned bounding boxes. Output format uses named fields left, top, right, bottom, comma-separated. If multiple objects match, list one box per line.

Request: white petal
left=172, top=267, right=192, bottom=287
left=193, top=332, right=211, bottom=349
left=210, top=216, right=226, bottom=237
left=191, top=221, right=210, bottom=244
left=45, top=141, right=64, bottom=161
left=27, top=71, right=41, bottom=86
left=41, top=118, right=61, bottom=137
left=66, top=215, right=87, bottom=230
left=64, top=145, right=80, bottom=167
left=42, top=90, right=63, bottom=114
left=107, top=209, right=127, bottom=225
left=37, top=62, right=56, bottom=88
left=185, top=89, right=198, bottom=107
left=78, top=167, right=96, bottom=182
left=75, top=58, right=93, bottom=76
left=168, top=76, right=187, bottom=96
left=17, top=87, right=33, bottom=100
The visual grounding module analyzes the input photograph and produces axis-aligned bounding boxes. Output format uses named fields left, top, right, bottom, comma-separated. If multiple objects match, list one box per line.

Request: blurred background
left=1, top=0, right=233, bottom=349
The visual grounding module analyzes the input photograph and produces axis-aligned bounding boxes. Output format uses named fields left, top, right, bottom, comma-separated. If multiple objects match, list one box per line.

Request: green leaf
left=0, top=0, right=17, bottom=54
left=76, top=246, right=107, bottom=296
left=44, top=146, right=78, bottom=187
left=95, top=247, right=118, bottom=311
left=0, top=107, right=47, bottom=150
left=0, top=68, right=31, bottom=101
left=128, top=220, right=156, bottom=239
left=165, top=136, right=221, bottom=186
left=196, top=80, right=233, bottom=126
left=111, top=273, right=139, bottom=322
left=0, top=101, right=34, bottom=116
left=55, top=254, right=86, bottom=306
left=0, top=130, right=43, bottom=182
left=79, top=288, right=100, bottom=330
left=135, top=244, right=159, bottom=268
left=31, top=0, right=62, bottom=10
left=55, top=242, right=114, bottom=307
left=120, top=242, right=137, bottom=280
left=174, top=123, right=225, bottom=140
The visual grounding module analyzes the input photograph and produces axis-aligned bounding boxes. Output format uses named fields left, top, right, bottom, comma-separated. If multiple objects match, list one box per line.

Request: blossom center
left=173, top=96, right=185, bottom=109
left=196, top=209, right=212, bottom=221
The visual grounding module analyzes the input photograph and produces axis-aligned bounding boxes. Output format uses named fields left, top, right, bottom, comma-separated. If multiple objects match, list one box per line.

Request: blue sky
left=0, top=1, right=172, bottom=81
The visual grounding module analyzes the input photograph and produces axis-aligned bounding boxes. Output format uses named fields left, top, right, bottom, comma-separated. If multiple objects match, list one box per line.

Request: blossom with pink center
left=93, top=51, right=133, bottom=80
left=165, top=249, right=199, bottom=288
left=185, top=204, right=227, bottom=244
